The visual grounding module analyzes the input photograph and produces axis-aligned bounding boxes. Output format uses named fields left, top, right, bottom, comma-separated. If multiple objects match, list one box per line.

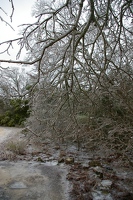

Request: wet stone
left=82, top=163, right=89, bottom=169
left=92, top=190, right=113, bottom=200
left=101, top=180, right=112, bottom=188
left=9, top=182, right=27, bottom=189
left=93, top=166, right=103, bottom=178
left=65, top=157, right=74, bottom=164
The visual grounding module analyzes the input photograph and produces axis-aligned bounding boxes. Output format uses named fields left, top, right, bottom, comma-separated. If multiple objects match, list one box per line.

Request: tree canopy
left=0, top=0, right=133, bottom=145
left=0, top=1, right=132, bottom=78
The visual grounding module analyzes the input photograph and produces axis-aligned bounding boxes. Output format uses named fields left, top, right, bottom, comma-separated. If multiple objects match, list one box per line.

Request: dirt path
left=0, top=127, right=22, bottom=143
left=0, top=127, right=70, bottom=200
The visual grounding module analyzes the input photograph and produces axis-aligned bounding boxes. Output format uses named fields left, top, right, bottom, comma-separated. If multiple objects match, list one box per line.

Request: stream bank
left=0, top=127, right=133, bottom=200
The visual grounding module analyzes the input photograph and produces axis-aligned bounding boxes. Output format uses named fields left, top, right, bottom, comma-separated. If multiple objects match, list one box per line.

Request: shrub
left=0, top=98, right=30, bottom=127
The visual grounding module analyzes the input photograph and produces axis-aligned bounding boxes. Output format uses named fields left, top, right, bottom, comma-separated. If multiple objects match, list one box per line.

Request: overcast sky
left=0, top=0, right=36, bottom=64
left=0, top=0, right=36, bottom=40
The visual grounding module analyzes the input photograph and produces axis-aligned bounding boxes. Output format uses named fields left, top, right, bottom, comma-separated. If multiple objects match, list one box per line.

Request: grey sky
left=0, top=0, right=36, bottom=40
left=0, top=0, right=36, bottom=63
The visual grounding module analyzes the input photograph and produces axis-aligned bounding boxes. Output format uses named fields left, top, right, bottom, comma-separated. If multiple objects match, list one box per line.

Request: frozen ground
left=0, top=127, right=70, bottom=200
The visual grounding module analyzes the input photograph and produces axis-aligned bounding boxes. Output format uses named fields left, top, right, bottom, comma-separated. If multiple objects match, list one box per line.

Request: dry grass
left=6, top=140, right=26, bottom=155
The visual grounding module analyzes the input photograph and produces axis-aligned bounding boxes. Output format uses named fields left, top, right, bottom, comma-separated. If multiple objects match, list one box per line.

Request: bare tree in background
left=0, top=67, right=29, bottom=99
left=0, top=1, right=133, bottom=147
